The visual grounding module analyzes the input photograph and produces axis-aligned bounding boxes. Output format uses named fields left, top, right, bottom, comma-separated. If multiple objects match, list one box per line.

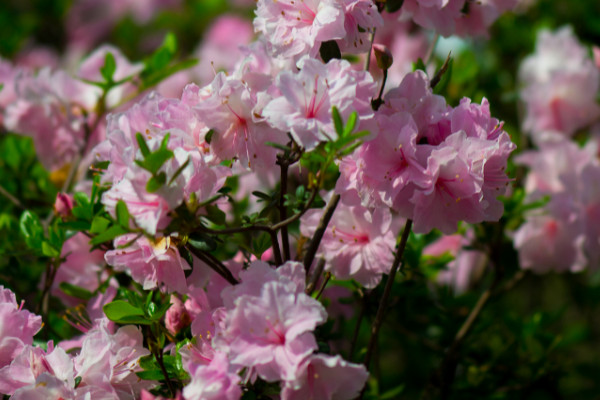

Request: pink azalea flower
left=401, top=0, right=517, bottom=37
left=514, top=140, right=600, bottom=272
left=300, top=202, right=398, bottom=288
left=338, top=0, right=384, bottom=54
left=102, top=173, right=173, bottom=235
left=519, top=26, right=600, bottom=141
left=4, top=67, right=100, bottom=172
left=514, top=195, right=587, bottom=273
left=0, top=343, right=74, bottom=395
left=423, top=233, right=487, bottom=294
left=192, top=72, right=284, bottom=170
left=280, top=354, right=368, bottom=400
left=105, top=234, right=190, bottom=293
left=254, top=0, right=346, bottom=59
left=381, top=70, right=451, bottom=144
left=342, top=70, right=515, bottom=234
left=74, top=319, right=152, bottom=398
left=217, top=261, right=326, bottom=382
left=263, top=56, right=376, bottom=150
left=0, top=287, right=42, bottom=368
left=50, top=233, right=105, bottom=307
left=354, top=111, right=431, bottom=214
left=183, top=352, right=241, bottom=400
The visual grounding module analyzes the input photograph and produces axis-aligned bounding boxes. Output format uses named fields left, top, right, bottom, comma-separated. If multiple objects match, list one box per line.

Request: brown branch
left=0, top=184, right=24, bottom=209
left=186, top=245, right=238, bottom=285
left=303, top=193, right=340, bottom=275
left=359, top=219, right=413, bottom=399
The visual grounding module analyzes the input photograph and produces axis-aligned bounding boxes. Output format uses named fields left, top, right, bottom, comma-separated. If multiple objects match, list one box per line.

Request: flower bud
left=593, top=46, right=600, bottom=69
left=373, top=44, right=393, bottom=70
left=165, top=295, right=191, bottom=336
left=53, top=193, right=74, bottom=218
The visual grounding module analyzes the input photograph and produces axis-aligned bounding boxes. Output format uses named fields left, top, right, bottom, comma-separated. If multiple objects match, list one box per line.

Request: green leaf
left=136, top=370, right=166, bottom=380
left=100, top=52, right=116, bottom=83
left=331, top=106, right=344, bottom=136
left=343, top=111, right=358, bottom=137
left=412, top=57, right=427, bottom=73
left=19, top=210, right=44, bottom=251
left=72, top=192, right=93, bottom=221
left=135, top=132, right=151, bottom=158
left=319, top=40, right=341, bottom=63
left=90, top=224, right=129, bottom=245
left=264, top=141, right=292, bottom=151
left=187, top=232, right=217, bottom=252
left=148, top=301, right=171, bottom=321
left=146, top=172, right=167, bottom=193
left=90, top=215, right=111, bottom=234
left=204, top=205, right=226, bottom=225
left=432, top=58, right=454, bottom=95
left=252, top=191, right=272, bottom=201
left=41, top=241, right=60, bottom=257
left=103, top=300, right=149, bottom=325
left=116, top=200, right=130, bottom=228
left=252, top=232, right=271, bottom=259
left=59, top=282, right=93, bottom=300
left=168, top=157, right=190, bottom=186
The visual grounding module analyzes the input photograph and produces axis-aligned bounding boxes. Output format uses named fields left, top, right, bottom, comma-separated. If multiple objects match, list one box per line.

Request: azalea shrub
left=1, top=0, right=600, bottom=399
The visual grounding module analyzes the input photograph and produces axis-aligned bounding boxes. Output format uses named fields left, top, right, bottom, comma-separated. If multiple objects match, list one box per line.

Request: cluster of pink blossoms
left=514, top=26, right=600, bottom=274
left=519, top=26, right=600, bottom=144
left=0, top=286, right=151, bottom=399
left=0, top=0, right=523, bottom=398
left=337, top=70, right=515, bottom=234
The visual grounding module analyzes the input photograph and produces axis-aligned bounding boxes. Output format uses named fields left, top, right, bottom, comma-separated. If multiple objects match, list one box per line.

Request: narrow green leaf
left=90, top=224, right=128, bottom=245
left=41, top=241, right=60, bottom=258
left=146, top=172, right=167, bottom=193
left=168, top=157, right=190, bottom=186
left=343, top=111, right=358, bottom=137
left=204, top=205, right=226, bottom=225
left=331, top=106, right=343, bottom=137
left=135, top=132, right=151, bottom=157
left=136, top=370, right=166, bottom=381
left=90, top=216, right=111, bottom=234
left=252, top=191, right=272, bottom=201
left=264, top=141, right=292, bottom=151
left=59, top=282, right=93, bottom=300
left=149, top=301, right=171, bottom=321
left=116, top=200, right=130, bottom=228
left=187, top=232, right=217, bottom=252
left=100, top=52, right=117, bottom=83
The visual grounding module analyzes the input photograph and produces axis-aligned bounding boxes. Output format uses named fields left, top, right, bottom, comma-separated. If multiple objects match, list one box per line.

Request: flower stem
left=361, top=219, right=413, bottom=393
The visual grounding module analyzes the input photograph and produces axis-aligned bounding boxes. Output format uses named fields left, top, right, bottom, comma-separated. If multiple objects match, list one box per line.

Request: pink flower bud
left=372, top=44, right=394, bottom=70
left=594, top=46, right=600, bottom=69
left=165, top=295, right=191, bottom=336
left=53, top=193, right=73, bottom=218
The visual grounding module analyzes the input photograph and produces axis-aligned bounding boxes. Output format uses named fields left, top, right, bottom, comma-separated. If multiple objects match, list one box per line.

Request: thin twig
left=278, top=161, right=291, bottom=262
left=349, top=291, right=367, bottom=361
left=303, top=193, right=340, bottom=275
left=186, top=245, right=238, bottom=285
left=362, top=219, right=412, bottom=371
left=306, top=258, right=326, bottom=295
left=0, top=184, right=24, bottom=209
left=315, top=272, right=331, bottom=300
left=269, top=229, right=283, bottom=266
